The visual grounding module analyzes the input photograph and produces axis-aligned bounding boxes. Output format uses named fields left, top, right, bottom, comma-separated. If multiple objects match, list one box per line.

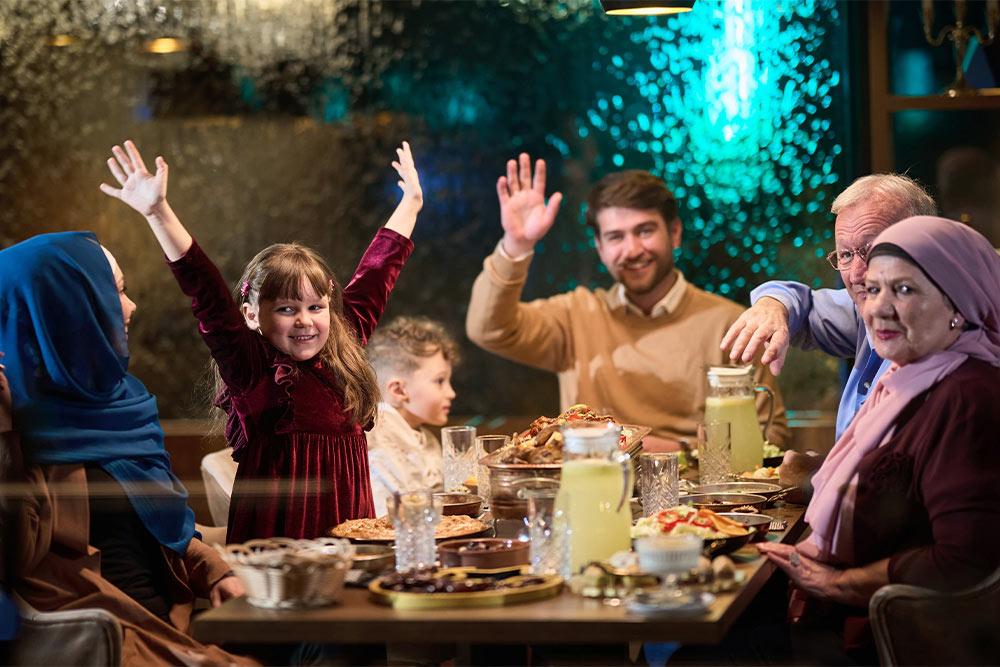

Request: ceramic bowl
left=437, top=538, right=530, bottom=569
left=433, top=492, right=483, bottom=517
left=691, top=482, right=783, bottom=500
left=716, top=512, right=773, bottom=542
left=350, top=544, right=395, bottom=573
left=681, top=493, right=768, bottom=512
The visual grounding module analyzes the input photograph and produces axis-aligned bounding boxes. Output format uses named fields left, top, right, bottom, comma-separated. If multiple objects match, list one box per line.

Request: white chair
left=199, top=447, right=237, bottom=529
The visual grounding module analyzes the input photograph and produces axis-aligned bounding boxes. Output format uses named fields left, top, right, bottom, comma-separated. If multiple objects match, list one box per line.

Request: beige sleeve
left=465, top=247, right=574, bottom=373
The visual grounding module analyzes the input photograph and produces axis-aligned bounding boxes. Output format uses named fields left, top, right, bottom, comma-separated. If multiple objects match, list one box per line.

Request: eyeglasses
left=826, top=243, right=872, bottom=271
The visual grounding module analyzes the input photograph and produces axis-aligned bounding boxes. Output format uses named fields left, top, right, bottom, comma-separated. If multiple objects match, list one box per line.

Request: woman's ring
left=789, top=552, right=801, bottom=567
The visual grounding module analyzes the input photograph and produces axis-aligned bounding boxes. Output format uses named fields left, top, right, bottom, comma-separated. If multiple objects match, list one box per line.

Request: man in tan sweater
left=466, top=154, right=789, bottom=452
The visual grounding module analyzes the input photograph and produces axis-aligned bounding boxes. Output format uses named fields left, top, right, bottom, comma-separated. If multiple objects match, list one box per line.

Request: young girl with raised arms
left=100, top=139, right=422, bottom=542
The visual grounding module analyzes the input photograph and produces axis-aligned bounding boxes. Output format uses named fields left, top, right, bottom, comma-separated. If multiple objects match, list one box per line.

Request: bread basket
left=216, top=537, right=355, bottom=609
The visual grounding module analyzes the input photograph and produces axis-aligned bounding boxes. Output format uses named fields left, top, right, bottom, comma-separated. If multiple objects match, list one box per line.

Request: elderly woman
left=0, top=232, right=256, bottom=665
left=759, top=216, right=1000, bottom=656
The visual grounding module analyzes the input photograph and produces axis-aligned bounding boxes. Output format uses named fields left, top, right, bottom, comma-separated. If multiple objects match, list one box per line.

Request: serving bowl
left=434, top=492, right=483, bottom=517
left=691, top=482, right=783, bottom=499
left=716, top=512, right=773, bottom=542
left=216, top=537, right=354, bottom=609
left=681, top=493, right=768, bottom=513
left=702, top=531, right=755, bottom=557
left=437, top=538, right=530, bottom=569
left=350, top=544, right=395, bottom=573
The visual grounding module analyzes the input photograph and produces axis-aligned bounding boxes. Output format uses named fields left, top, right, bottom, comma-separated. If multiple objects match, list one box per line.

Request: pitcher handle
left=754, top=384, right=775, bottom=442
left=614, top=451, right=632, bottom=513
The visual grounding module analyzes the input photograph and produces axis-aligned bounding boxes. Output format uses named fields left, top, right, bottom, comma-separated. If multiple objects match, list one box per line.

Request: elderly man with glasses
left=721, top=174, right=936, bottom=493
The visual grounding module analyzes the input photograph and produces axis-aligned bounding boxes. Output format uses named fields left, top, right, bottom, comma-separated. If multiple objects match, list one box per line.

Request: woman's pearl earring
left=949, top=316, right=960, bottom=330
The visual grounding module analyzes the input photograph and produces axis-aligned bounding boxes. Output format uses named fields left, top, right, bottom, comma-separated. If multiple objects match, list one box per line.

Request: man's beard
left=619, top=256, right=672, bottom=297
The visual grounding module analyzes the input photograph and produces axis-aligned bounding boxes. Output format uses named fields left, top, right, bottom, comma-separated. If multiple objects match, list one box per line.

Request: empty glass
left=698, top=420, right=732, bottom=485
left=387, top=490, right=442, bottom=572
left=475, top=434, right=510, bottom=507
left=639, top=452, right=679, bottom=517
left=524, top=489, right=571, bottom=578
left=441, top=425, right=477, bottom=492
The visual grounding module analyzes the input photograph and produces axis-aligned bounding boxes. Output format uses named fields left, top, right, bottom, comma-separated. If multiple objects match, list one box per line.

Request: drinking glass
left=698, top=420, right=731, bottom=485
left=441, top=425, right=477, bottom=491
left=524, top=489, right=571, bottom=578
left=639, top=452, right=679, bottom=517
left=475, top=434, right=510, bottom=507
left=387, top=490, right=442, bottom=572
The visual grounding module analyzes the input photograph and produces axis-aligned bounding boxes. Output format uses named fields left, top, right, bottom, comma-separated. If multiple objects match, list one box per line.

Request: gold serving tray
left=483, top=424, right=651, bottom=471
left=368, top=566, right=563, bottom=610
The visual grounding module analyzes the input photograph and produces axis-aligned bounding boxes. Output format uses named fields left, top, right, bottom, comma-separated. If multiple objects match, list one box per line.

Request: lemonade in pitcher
left=555, top=423, right=632, bottom=572
left=704, top=365, right=773, bottom=474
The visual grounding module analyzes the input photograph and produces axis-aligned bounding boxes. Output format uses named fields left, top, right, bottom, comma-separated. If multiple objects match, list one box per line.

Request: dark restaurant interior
left=2, top=0, right=1000, bottom=664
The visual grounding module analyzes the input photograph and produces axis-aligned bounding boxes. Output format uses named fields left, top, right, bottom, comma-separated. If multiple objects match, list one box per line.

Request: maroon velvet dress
left=168, top=229, right=413, bottom=542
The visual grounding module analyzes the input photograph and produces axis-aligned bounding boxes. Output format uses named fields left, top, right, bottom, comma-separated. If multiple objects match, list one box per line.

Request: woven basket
left=217, top=537, right=355, bottom=609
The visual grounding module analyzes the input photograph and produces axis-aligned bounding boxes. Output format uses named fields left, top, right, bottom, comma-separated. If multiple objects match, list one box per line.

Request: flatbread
left=330, top=514, right=487, bottom=541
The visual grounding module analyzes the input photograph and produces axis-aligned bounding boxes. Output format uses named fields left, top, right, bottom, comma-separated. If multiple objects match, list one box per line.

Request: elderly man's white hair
left=830, top=173, right=937, bottom=222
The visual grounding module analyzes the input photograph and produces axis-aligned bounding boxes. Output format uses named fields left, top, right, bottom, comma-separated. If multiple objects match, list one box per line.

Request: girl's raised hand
left=392, top=141, right=423, bottom=212
left=99, top=140, right=168, bottom=217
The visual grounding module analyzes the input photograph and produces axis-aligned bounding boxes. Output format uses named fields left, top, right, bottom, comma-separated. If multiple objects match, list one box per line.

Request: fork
left=768, top=520, right=787, bottom=531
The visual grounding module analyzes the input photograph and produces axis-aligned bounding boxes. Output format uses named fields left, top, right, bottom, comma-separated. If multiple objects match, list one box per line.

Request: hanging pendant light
left=600, top=0, right=696, bottom=16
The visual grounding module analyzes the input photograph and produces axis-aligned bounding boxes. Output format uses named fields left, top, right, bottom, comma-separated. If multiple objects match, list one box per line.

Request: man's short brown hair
left=585, top=170, right=679, bottom=234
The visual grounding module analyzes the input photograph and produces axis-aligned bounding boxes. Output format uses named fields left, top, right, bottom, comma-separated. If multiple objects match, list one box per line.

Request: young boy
left=366, top=317, right=459, bottom=516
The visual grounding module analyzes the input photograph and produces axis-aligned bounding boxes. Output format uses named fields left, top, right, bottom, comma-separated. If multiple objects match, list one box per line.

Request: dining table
left=192, top=502, right=807, bottom=650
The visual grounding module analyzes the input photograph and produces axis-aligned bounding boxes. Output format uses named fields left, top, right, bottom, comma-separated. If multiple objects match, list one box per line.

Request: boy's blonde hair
left=367, top=316, right=460, bottom=388
left=213, top=242, right=379, bottom=427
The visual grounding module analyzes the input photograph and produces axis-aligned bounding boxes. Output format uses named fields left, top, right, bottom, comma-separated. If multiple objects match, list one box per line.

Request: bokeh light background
left=0, top=0, right=849, bottom=420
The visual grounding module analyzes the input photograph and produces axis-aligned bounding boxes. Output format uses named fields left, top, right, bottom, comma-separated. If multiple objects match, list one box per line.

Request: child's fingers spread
left=112, top=146, right=133, bottom=174
left=124, top=140, right=148, bottom=173
left=397, top=148, right=412, bottom=170
left=99, top=183, right=121, bottom=199
left=107, top=157, right=127, bottom=184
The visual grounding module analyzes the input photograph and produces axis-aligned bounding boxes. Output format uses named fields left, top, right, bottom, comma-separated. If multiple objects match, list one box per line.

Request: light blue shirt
left=750, top=281, right=893, bottom=441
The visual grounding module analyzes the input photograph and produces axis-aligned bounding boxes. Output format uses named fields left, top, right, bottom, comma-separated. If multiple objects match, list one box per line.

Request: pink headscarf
left=804, top=216, right=1000, bottom=562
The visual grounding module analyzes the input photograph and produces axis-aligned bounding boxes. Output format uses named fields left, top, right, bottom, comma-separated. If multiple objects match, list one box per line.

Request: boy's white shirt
left=367, top=402, right=444, bottom=516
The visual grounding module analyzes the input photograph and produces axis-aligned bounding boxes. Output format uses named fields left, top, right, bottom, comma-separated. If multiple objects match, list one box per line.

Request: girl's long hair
left=210, top=242, right=379, bottom=428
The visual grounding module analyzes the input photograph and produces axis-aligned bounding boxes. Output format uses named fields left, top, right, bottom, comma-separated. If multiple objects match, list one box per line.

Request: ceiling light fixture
left=600, top=0, right=696, bottom=16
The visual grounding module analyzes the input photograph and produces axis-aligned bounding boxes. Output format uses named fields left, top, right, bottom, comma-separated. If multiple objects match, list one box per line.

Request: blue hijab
left=0, top=231, right=195, bottom=554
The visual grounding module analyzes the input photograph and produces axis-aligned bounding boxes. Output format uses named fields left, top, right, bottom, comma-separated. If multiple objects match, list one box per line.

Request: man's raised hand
left=497, top=153, right=563, bottom=258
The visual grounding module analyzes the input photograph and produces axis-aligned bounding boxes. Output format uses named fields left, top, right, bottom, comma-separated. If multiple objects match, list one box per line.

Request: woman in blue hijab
left=0, top=232, right=256, bottom=665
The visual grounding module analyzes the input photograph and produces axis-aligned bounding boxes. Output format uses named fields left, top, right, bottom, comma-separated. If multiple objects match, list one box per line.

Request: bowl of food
left=715, top=513, right=773, bottom=542
left=691, top=482, right=783, bottom=500
left=216, top=537, right=354, bottom=609
left=680, top=493, right=768, bottom=513
left=762, top=442, right=786, bottom=467
left=437, top=538, right=530, bottom=569
left=434, top=492, right=483, bottom=517
left=350, top=544, right=395, bottom=573
left=631, top=506, right=754, bottom=557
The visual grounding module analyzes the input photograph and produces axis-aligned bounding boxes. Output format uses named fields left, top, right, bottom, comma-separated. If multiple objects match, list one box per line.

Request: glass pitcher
left=704, top=364, right=774, bottom=474
left=555, top=422, right=632, bottom=573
